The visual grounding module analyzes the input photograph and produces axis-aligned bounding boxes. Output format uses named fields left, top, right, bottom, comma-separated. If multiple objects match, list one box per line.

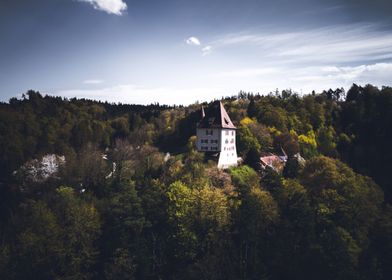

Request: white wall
left=196, top=128, right=238, bottom=169
left=196, top=128, right=221, bottom=152
left=218, top=129, right=238, bottom=169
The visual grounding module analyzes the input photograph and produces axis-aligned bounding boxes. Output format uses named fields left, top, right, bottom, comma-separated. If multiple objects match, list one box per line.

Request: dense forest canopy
left=0, top=84, right=391, bottom=279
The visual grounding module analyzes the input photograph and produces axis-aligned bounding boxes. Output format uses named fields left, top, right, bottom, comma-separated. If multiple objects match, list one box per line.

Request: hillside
left=0, top=84, right=392, bottom=280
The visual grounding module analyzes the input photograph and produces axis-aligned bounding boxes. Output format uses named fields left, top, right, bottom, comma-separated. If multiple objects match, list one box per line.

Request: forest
left=0, top=84, right=391, bottom=280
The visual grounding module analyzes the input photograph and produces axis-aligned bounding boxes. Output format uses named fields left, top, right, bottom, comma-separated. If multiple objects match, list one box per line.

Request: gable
left=197, top=101, right=236, bottom=129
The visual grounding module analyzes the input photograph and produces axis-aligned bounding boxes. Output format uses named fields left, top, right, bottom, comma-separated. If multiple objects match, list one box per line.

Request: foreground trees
left=0, top=86, right=391, bottom=279
left=299, top=157, right=384, bottom=280
left=0, top=187, right=100, bottom=280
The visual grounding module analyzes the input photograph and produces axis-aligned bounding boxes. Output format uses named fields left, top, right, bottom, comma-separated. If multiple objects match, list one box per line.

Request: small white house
left=196, top=101, right=238, bottom=169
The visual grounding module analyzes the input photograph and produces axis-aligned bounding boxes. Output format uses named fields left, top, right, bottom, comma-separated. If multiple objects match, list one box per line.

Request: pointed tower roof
left=198, top=101, right=236, bottom=129
left=201, top=106, right=205, bottom=118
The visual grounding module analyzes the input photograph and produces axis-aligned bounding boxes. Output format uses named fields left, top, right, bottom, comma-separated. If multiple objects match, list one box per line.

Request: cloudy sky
left=1, top=0, right=392, bottom=104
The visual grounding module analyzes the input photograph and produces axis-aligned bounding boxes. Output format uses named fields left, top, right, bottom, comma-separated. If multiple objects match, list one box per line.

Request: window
left=225, top=130, right=229, bottom=135
left=230, top=139, right=234, bottom=143
left=225, top=139, right=229, bottom=144
left=210, top=139, right=218, bottom=144
left=232, top=131, right=234, bottom=136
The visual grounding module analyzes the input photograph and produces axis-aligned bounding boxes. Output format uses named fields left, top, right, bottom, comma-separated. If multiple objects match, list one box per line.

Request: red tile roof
left=260, top=153, right=287, bottom=172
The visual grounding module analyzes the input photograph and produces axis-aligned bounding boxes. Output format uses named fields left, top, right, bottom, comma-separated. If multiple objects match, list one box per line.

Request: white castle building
left=196, top=101, right=238, bottom=169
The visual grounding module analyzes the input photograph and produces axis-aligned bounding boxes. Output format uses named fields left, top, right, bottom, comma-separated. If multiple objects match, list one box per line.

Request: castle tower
left=196, top=101, right=238, bottom=169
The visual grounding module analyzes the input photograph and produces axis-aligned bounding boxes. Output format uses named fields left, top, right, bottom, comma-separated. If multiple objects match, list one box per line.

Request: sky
left=1, top=0, right=392, bottom=105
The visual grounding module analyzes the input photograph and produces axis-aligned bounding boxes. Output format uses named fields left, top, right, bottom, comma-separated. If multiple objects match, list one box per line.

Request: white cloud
left=313, top=63, right=392, bottom=86
left=51, top=62, right=392, bottom=105
left=186, top=36, right=201, bottom=46
left=287, top=63, right=392, bottom=92
left=55, top=84, right=228, bottom=105
left=50, top=23, right=392, bottom=104
left=204, top=24, right=392, bottom=64
left=185, top=24, right=392, bottom=92
left=201, top=45, right=212, bottom=56
left=286, top=63, right=392, bottom=85
left=83, top=79, right=104, bottom=84
left=78, top=0, right=127, bottom=15
left=212, top=68, right=278, bottom=78
left=210, top=62, right=392, bottom=95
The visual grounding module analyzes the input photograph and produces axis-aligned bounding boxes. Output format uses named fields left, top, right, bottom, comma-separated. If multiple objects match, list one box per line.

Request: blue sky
left=1, top=0, right=392, bottom=104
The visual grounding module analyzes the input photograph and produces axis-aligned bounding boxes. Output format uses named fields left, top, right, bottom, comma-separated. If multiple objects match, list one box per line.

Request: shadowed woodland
left=0, top=84, right=392, bottom=279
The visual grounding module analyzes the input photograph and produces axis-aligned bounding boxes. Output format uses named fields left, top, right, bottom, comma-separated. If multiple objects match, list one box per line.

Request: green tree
left=237, top=125, right=261, bottom=156
left=229, top=165, right=259, bottom=190
left=244, top=147, right=261, bottom=171
left=274, top=132, right=299, bottom=157
left=298, top=130, right=318, bottom=158
left=9, top=200, right=63, bottom=280
left=236, top=187, right=279, bottom=278
left=301, top=156, right=384, bottom=279
left=166, top=181, right=198, bottom=260
left=248, top=122, right=273, bottom=152
left=102, top=180, right=145, bottom=253
left=317, top=126, right=337, bottom=157
left=54, top=186, right=101, bottom=280
left=272, top=179, right=314, bottom=279
left=105, top=248, right=136, bottom=280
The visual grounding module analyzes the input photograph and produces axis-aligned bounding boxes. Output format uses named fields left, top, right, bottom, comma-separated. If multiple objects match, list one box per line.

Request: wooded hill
left=0, top=84, right=391, bottom=280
